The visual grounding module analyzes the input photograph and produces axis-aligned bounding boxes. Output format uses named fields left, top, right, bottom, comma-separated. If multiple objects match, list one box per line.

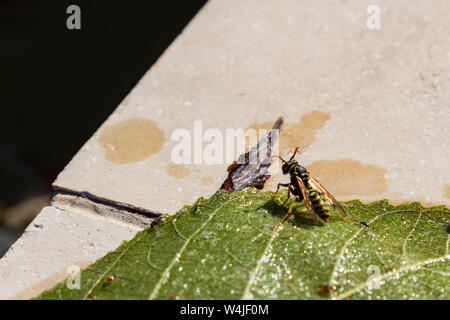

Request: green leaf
left=36, top=188, right=449, bottom=300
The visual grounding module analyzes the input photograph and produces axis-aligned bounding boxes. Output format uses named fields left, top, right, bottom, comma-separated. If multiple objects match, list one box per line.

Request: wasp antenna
left=272, top=154, right=286, bottom=163
left=289, top=146, right=300, bottom=161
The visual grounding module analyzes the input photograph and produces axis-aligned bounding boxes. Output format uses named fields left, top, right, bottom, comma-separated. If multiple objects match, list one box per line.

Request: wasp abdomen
left=307, top=187, right=330, bottom=221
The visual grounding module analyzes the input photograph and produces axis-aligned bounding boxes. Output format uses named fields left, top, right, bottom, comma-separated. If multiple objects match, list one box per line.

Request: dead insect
left=106, top=274, right=116, bottom=282
left=272, top=147, right=369, bottom=229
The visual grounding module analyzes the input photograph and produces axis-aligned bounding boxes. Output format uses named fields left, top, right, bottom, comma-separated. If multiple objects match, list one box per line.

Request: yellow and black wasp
left=272, top=147, right=369, bottom=229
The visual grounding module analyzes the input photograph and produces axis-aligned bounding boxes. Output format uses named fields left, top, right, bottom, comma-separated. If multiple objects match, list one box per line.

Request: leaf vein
left=328, top=208, right=396, bottom=297
left=82, top=233, right=145, bottom=299
left=402, top=210, right=423, bottom=260
left=241, top=229, right=280, bottom=299
left=334, top=254, right=449, bottom=300
left=147, top=194, right=243, bottom=300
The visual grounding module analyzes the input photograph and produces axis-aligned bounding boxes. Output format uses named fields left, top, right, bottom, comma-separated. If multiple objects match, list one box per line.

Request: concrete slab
left=0, top=206, right=140, bottom=299
left=54, top=0, right=450, bottom=214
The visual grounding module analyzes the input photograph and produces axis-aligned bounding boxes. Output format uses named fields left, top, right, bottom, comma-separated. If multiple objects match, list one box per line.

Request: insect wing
left=308, top=176, right=345, bottom=212
left=309, top=175, right=363, bottom=225
left=295, top=176, right=318, bottom=223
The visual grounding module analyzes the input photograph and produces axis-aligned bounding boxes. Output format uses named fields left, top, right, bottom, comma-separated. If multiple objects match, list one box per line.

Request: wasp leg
left=271, top=183, right=291, bottom=195
left=271, top=183, right=293, bottom=206
left=280, top=184, right=294, bottom=206
left=273, top=197, right=297, bottom=229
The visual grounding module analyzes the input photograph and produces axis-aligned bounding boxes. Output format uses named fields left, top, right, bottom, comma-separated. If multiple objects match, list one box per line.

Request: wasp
left=272, top=147, right=369, bottom=229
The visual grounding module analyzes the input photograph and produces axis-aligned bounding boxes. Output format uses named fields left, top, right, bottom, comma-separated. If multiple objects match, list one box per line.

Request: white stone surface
left=0, top=206, right=140, bottom=299
left=54, top=0, right=450, bottom=214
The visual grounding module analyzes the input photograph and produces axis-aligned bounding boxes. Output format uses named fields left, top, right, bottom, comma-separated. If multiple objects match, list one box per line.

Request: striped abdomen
left=296, top=167, right=330, bottom=222
left=307, top=186, right=330, bottom=221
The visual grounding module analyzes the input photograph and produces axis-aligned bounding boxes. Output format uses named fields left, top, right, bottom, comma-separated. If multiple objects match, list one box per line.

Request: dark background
left=0, top=0, right=207, bottom=256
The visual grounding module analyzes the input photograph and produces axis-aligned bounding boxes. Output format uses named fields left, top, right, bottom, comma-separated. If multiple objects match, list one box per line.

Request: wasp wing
left=309, top=175, right=367, bottom=226
left=308, top=176, right=344, bottom=210
left=295, top=176, right=319, bottom=224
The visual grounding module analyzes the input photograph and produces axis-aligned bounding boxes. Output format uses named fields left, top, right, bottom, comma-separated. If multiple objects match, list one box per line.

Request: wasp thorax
left=297, top=165, right=307, bottom=175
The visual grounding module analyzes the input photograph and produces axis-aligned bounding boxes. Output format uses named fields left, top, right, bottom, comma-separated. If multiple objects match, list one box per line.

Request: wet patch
left=98, top=118, right=164, bottom=165
left=247, top=111, right=331, bottom=154
left=201, top=177, right=215, bottom=186
left=307, top=159, right=388, bottom=197
left=165, top=163, right=190, bottom=179
left=441, top=183, right=450, bottom=200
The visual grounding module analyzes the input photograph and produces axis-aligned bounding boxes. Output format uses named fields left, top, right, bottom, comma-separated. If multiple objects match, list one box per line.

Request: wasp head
left=282, top=159, right=298, bottom=175
left=274, top=147, right=304, bottom=175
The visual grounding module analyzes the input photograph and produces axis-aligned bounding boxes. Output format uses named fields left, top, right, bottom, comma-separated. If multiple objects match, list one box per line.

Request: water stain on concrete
left=441, top=183, right=450, bottom=200
left=98, top=118, right=165, bottom=165
left=307, top=159, right=388, bottom=197
left=280, top=111, right=331, bottom=153
left=10, top=260, right=92, bottom=300
left=201, top=177, right=214, bottom=186
left=246, top=111, right=331, bottom=154
left=165, top=163, right=190, bottom=179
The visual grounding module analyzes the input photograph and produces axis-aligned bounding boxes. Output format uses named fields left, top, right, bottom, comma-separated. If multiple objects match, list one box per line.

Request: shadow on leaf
left=260, top=198, right=319, bottom=229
